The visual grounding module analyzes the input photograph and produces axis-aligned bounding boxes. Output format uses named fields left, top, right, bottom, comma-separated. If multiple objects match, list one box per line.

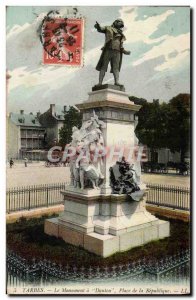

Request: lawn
left=7, top=214, right=190, bottom=267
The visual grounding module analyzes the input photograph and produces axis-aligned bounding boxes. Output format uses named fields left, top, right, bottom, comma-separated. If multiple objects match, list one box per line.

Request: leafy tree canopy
left=167, top=94, right=190, bottom=161
left=130, top=94, right=190, bottom=162
left=59, top=106, right=82, bottom=146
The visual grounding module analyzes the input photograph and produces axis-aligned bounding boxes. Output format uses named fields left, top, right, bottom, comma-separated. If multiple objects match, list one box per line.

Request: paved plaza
left=6, top=162, right=190, bottom=188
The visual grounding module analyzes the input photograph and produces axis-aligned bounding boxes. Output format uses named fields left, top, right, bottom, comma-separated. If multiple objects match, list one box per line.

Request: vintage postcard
left=6, top=5, right=191, bottom=295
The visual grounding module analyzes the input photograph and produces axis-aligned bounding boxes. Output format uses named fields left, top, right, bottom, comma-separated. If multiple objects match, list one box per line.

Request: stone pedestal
left=77, top=86, right=141, bottom=194
left=45, top=188, right=170, bottom=257
left=44, top=86, right=170, bottom=257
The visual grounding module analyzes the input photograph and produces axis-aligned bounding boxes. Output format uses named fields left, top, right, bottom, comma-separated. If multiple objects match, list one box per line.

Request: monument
left=44, top=19, right=170, bottom=257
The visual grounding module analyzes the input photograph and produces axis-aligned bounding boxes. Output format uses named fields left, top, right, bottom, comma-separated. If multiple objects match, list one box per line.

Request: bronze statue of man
left=94, top=19, right=130, bottom=87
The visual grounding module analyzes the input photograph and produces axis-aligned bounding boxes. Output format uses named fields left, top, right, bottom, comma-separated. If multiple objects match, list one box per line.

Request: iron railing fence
left=6, top=249, right=190, bottom=288
left=6, top=183, right=67, bottom=213
left=146, top=184, right=190, bottom=211
left=6, top=182, right=190, bottom=213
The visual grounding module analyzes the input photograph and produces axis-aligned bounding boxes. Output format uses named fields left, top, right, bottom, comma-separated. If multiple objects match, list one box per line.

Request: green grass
left=7, top=214, right=190, bottom=267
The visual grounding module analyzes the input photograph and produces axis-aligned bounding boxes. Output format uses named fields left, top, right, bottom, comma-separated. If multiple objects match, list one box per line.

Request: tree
left=131, top=94, right=190, bottom=163
left=59, top=106, right=82, bottom=146
left=133, top=98, right=169, bottom=162
left=129, top=96, right=147, bottom=106
left=166, top=94, right=190, bottom=162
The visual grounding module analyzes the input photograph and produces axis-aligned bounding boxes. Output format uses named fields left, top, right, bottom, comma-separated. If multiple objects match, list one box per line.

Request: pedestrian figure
left=24, top=157, right=28, bottom=167
left=9, top=158, right=14, bottom=168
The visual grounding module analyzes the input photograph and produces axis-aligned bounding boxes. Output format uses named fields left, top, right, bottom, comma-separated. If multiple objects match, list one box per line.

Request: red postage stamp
left=41, top=17, right=84, bottom=66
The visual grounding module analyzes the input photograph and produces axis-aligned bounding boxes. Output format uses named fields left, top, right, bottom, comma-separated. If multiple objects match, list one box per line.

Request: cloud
left=8, top=46, right=100, bottom=93
left=7, top=11, right=101, bottom=93
left=133, top=33, right=190, bottom=71
left=6, top=6, right=190, bottom=112
left=119, top=7, right=175, bottom=45
left=118, top=7, right=190, bottom=73
left=7, top=23, right=30, bottom=39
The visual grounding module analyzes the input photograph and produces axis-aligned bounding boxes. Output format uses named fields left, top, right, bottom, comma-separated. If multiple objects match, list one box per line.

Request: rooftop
left=43, top=104, right=79, bottom=121
left=9, top=104, right=80, bottom=125
left=9, top=111, right=43, bottom=127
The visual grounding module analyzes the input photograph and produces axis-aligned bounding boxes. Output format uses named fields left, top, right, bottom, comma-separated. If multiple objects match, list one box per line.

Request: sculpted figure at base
left=94, top=19, right=130, bottom=86
left=69, top=112, right=105, bottom=190
left=109, top=156, right=140, bottom=198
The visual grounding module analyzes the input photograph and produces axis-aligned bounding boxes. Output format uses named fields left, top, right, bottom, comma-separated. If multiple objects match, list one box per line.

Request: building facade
left=7, top=110, right=46, bottom=160
left=7, top=104, right=67, bottom=160
left=146, top=148, right=181, bottom=164
left=38, top=104, right=65, bottom=147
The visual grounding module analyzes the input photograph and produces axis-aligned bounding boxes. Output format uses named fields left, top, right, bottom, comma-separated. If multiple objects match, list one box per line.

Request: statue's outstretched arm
left=94, top=21, right=106, bottom=33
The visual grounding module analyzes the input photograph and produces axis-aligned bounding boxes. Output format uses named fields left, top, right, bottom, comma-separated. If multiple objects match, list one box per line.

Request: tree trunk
left=180, top=148, right=186, bottom=163
left=150, top=148, right=158, bottom=163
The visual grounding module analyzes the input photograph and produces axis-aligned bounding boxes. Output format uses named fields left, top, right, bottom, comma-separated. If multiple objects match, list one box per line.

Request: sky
left=6, top=6, right=190, bottom=114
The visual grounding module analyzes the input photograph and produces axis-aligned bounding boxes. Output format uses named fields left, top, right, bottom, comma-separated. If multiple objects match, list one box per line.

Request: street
left=6, top=162, right=190, bottom=188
